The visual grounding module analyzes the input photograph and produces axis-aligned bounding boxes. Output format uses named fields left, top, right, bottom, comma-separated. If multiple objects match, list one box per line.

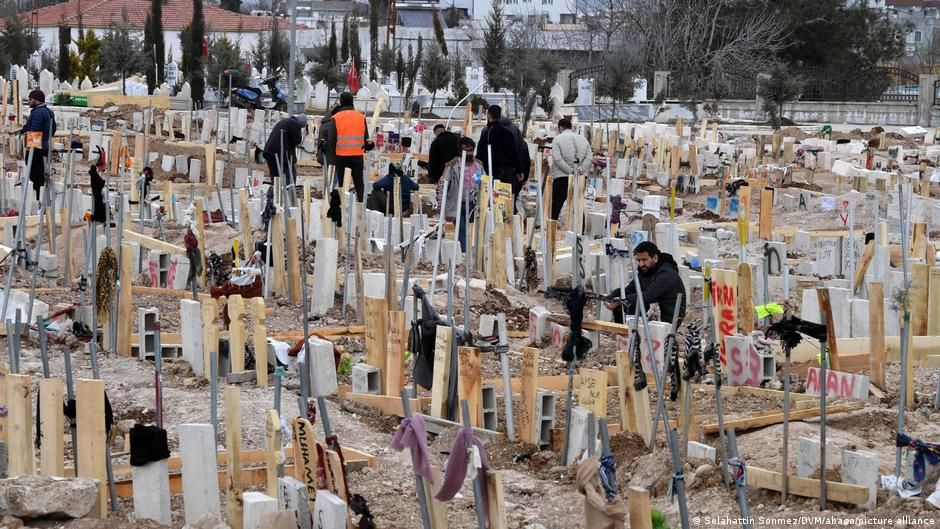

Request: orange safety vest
left=333, top=109, right=366, bottom=156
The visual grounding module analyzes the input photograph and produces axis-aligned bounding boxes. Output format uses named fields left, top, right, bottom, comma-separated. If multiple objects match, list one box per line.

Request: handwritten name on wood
left=805, top=367, right=870, bottom=401
left=711, top=268, right=738, bottom=366
left=519, top=348, right=538, bottom=443
left=577, top=369, right=608, bottom=417
left=292, top=418, right=319, bottom=516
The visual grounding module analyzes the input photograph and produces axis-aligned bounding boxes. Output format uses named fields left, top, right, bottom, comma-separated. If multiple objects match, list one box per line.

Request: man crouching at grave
left=605, top=241, right=686, bottom=326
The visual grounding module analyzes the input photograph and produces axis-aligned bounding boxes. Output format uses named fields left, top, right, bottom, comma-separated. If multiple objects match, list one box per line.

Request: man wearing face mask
left=438, top=136, right=483, bottom=252
left=605, top=241, right=686, bottom=325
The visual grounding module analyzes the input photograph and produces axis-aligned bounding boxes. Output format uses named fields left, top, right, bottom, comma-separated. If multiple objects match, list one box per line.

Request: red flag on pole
left=346, top=59, right=360, bottom=93
left=202, top=36, right=209, bottom=59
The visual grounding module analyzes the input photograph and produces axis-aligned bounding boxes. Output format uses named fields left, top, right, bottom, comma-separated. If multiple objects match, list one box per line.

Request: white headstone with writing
left=80, top=75, right=93, bottom=91
left=166, top=62, right=179, bottom=88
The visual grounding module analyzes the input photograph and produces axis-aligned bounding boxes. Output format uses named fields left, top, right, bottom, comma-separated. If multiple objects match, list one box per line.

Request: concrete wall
left=716, top=100, right=920, bottom=127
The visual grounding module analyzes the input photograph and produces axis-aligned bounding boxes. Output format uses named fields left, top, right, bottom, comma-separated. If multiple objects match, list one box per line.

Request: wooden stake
left=325, top=450, right=353, bottom=528
left=205, top=145, right=216, bottom=187
left=422, top=464, right=449, bottom=528
left=291, top=418, right=319, bottom=516
left=816, top=289, right=841, bottom=370
left=868, top=282, right=886, bottom=391
left=518, top=347, right=538, bottom=444
left=430, top=325, right=454, bottom=418
left=228, top=295, right=246, bottom=373
left=627, top=486, right=653, bottom=529
left=194, top=198, right=207, bottom=287
left=224, top=385, right=243, bottom=529
left=577, top=368, right=608, bottom=418
left=38, top=377, right=65, bottom=477
left=201, top=298, right=219, bottom=379
left=487, top=222, right=508, bottom=289
left=614, top=350, right=637, bottom=434
left=759, top=188, right=773, bottom=240
left=853, top=241, right=875, bottom=295
left=269, top=211, right=287, bottom=296
left=252, top=297, right=268, bottom=386
left=265, top=410, right=282, bottom=498
left=543, top=176, right=554, bottom=232
left=7, top=373, right=33, bottom=476
left=618, top=349, right=652, bottom=444
left=910, top=263, right=929, bottom=336
left=928, top=268, right=940, bottom=336
left=286, top=216, right=301, bottom=304
left=117, top=244, right=133, bottom=356
left=457, top=347, right=483, bottom=427
left=363, top=296, right=389, bottom=393
left=385, top=311, right=406, bottom=396
left=486, top=470, right=508, bottom=529
left=238, top=189, right=252, bottom=257
left=739, top=184, right=752, bottom=235
left=546, top=220, right=557, bottom=287
left=912, top=222, right=927, bottom=260
left=76, top=379, right=107, bottom=518
left=737, top=262, right=754, bottom=334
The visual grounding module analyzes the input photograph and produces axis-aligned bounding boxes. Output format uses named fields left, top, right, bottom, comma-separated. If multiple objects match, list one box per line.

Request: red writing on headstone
left=727, top=344, right=762, bottom=387
left=805, top=367, right=869, bottom=401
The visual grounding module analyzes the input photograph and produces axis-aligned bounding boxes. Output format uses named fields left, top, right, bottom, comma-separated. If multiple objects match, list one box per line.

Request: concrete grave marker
left=805, top=367, right=870, bottom=401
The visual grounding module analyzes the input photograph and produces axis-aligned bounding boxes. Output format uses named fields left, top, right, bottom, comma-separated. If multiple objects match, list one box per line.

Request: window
left=560, top=13, right=575, bottom=24
left=915, top=30, right=924, bottom=43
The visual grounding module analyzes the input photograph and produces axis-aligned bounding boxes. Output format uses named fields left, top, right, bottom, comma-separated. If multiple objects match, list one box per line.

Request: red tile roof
left=20, top=0, right=299, bottom=32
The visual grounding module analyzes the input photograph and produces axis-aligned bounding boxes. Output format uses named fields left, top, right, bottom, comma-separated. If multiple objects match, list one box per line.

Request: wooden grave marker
left=457, top=347, right=483, bottom=427
left=518, top=347, right=539, bottom=444
left=363, top=296, right=389, bottom=394
left=430, top=325, right=454, bottom=418
left=76, top=379, right=108, bottom=518
left=577, top=368, right=608, bottom=418
left=228, top=295, right=247, bottom=373
left=224, top=386, right=243, bottom=529
left=252, top=297, right=268, bottom=386
left=385, top=311, right=406, bottom=396
left=39, top=378, right=65, bottom=477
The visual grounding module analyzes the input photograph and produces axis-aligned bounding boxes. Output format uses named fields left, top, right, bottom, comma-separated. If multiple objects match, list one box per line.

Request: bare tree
left=623, top=0, right=787, bottom=102
left=569, top=0, right=627, bottom=59
left=912, top=28, right=940, bottom=75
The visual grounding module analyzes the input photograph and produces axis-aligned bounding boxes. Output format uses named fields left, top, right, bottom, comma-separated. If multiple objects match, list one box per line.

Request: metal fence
left=798, top=66, right=918, bottom=103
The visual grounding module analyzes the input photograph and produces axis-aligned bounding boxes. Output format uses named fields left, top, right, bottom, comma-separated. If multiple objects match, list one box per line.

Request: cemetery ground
left=1, top=109, right=939, bottom=529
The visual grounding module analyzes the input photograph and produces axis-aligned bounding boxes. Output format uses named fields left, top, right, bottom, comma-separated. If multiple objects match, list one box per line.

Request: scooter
left=231, top=75, right=287, bottom=111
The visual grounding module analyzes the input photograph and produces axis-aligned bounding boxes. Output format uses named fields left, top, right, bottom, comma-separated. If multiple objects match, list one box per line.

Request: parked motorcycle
left=231, top=75, right=287, bottom=111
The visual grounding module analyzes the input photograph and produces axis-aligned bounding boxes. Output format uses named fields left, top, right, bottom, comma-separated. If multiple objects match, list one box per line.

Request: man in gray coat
left=549, top=118, right=592, bottom=220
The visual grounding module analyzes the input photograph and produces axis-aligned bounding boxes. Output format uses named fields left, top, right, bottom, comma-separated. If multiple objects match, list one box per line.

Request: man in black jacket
left=476, top=105, right=529, bottom=210
left=263, top=114, right=308, bottom=186
left=605, top=241, right=687, bottom=325
left=422, top=124, right=460, bottom=184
